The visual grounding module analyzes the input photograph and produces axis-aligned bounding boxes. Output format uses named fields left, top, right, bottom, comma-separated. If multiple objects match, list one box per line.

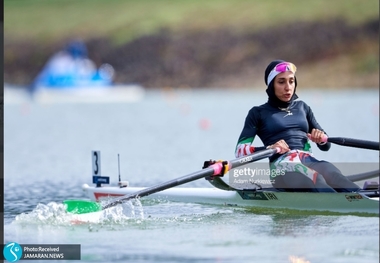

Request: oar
left=346, top=169, right=379, bottom=182
left=64, top=148, right=280, bottom=214
left=321, top=135, right=379, bottom=151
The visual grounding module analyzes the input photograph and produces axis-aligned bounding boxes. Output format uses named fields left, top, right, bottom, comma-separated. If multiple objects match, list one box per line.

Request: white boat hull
left=82, top=184, right=379, bottom=215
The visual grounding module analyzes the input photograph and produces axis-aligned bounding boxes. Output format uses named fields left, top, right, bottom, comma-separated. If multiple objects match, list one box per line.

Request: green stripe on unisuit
left=237, top=137, right=254, bottom=145
left=303, top=141, right=311, bottom=152
left=235, top=137, right=254, bottom=149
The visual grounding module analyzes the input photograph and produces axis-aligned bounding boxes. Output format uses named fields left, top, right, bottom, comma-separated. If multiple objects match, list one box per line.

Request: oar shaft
left=347, top=169, right=379, bottom=182
left=103, top=148, right=279, bottom=209
left=103, top=167, right=217, bottom=209
left=322, top=136, right=379, bottom=151
left=228, top=147, right=279, bottom=168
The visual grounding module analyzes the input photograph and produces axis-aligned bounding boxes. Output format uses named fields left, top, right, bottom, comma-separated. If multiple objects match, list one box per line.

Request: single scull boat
left=81, top=174, right=379, bottom=215
left=67, top=137, right=379, bottom=217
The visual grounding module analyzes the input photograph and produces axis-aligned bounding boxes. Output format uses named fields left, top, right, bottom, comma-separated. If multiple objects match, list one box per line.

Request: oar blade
left=63, top=200, right=102, bottom=214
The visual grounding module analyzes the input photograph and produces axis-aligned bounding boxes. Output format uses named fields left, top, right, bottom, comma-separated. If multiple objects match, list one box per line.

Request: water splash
left=13, top=199, right=145, bottom=226
left=95, top=199, right=145, bottom=224
left=15, top=202, right=70, bottom=225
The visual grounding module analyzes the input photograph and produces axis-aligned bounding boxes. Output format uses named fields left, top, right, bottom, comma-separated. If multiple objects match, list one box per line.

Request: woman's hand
left=307, top=128, right=325, bottom=144
left=267, top=139, right=290, bottom=154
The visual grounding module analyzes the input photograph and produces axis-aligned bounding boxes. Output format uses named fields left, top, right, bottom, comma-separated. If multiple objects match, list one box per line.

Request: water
left=4, top=88, right=379, bottom=263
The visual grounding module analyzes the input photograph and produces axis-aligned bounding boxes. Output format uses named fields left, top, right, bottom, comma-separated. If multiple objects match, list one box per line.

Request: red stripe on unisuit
left=237, top=148, right=242, bottom=157
left=312, top=172, right=318, bottom=184
left=243, top=146, right=247, bottom=156
left=288, top=152, right=298, bottom=161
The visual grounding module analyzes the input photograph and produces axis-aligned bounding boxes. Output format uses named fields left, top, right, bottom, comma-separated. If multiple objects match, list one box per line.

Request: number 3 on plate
left=92, top=151, right=101, bottom=176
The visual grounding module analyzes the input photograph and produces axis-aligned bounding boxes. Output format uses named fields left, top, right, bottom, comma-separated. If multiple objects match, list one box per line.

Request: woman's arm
left=305, top=103, right=331, bottom=151
left=235, top=108, right=264, bottom=157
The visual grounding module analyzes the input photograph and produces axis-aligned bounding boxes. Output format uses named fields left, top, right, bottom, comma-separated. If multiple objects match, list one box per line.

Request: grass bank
left=4, top=0, right=379, bottom=88
left=5, top=0, right=379, bottom=44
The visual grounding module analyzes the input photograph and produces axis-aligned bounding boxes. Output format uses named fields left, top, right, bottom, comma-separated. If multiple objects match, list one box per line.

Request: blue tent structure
left=30, top=41, right=114, bottom=92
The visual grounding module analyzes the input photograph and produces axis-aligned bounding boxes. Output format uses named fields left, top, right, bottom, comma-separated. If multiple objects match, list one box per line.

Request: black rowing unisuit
left=236, top=100, right=331, bottom=162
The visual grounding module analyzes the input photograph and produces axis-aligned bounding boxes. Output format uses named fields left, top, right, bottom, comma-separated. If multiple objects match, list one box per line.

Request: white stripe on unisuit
left=270, top=149, right=318, bottom=183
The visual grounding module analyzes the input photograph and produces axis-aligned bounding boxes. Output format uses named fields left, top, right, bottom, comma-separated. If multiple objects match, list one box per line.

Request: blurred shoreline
left=5, top=18, right=378, bottom=89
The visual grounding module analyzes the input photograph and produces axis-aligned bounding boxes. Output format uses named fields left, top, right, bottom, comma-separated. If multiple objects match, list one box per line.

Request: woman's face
left=273, top=71, right=295, bottom=102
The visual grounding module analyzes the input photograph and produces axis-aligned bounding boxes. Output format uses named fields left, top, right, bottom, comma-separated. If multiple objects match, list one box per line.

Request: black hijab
left=264, top=60, right=298, bottom=108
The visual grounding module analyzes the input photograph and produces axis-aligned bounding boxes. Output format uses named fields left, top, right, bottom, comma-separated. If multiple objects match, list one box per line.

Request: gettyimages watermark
left=229, top=163, right=285, bottom=188
left=228, top=162, right=379, bottom=190
left=3, top=243, right=81, bottom=261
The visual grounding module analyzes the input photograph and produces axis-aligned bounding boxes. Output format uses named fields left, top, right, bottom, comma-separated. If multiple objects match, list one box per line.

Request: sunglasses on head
left=267, top=62, right=297, bottom=85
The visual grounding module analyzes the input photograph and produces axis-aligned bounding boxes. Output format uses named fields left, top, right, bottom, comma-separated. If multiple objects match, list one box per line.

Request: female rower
left=235, top=60, right=360, bottom=192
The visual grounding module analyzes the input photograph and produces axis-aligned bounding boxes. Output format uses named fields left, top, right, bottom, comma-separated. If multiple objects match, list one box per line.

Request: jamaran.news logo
left=3, top=242, right=23, bottom=262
